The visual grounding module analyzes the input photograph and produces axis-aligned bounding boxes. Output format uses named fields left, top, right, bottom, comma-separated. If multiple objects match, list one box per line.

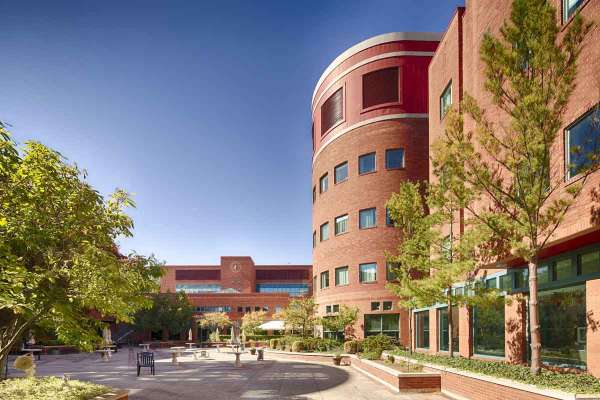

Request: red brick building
left=160, top=256, right=311, bottom=341
left=311, top=32, right=440, bottom=342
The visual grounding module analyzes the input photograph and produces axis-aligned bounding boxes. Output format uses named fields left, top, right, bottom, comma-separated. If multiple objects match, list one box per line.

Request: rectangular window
left=332, top=304, right=339, bottom=313
left=245, top=306, right=251, bottom=312
left=415, top=311, right=430, bottom=349
left=440, top=81, right=452, bottom=119
left=563, top=0, right=585, bottom=22
left=499, top=274, right=513, bottom=291
left=580, top=250, right=600, bottom=275
left=485, top=277, right=497, bottom=289
left=514, top=268, right=529, bottom=289
left=365, top=314, right=399, bottom=338
left=538, top=264, right=550, bottom=285
left=565, top=106, right=600, bottom=179
left=383, top=301, right=393, bottom=311
left=312, top=231, right=316, bottom=248
left=320, top=271, right=329, bottom=289
left=473, top=299, right=505, bottom=357
left=195, top=305, right=232, bottom=313
left=386, top=262, right=399, bottom=281
left=335, top=266, right=349, bottom=286
left=326, top=305, right=332, bottom=314
left=385, top=148, right=404, bottom=169
left=175, top=284, right=222, bottom=294
left=275, top=306, right=282, bottom=313
left=321, top=87, right=343, bottom=135
left=335, top=214, right=348, bottom=235
left=335, top=161, right=348, bottom=184
left=359, top=208, right=376, bottom=229
left=371, top=301, right=381, bottom=311
left=438, top=307, right=459, bottom=352
left=320, top=222, right=329, bottom=241
left=237, top=306, right=243, bottom=312
left=255, top=283, right=310, bottom=296
left=359, top=262, right=377, bottom=283
left=555, top=258, right=575, bottom=281
left=362, top=67, right=399, bottom=109
left=358, top=152, right=376, bottom=174
left=312, top=186, right=316, bottom=203
left=386, top=207, right=394, bottom=227
left=319, top=173, right=329, bottom=193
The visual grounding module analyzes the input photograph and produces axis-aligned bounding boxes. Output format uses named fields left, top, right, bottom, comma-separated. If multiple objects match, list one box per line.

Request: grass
left=0, top=376, right=111, bottom=400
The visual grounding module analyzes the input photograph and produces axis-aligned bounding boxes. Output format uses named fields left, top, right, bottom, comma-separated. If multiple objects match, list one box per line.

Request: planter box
left=265, top=349, right=349, bottom=364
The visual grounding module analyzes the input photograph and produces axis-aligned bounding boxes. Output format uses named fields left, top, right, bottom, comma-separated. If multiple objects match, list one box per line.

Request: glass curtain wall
left=473, top=299, right=505, bottom=357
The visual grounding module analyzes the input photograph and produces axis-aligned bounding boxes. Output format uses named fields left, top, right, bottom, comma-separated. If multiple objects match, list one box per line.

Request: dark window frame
left=358, top=152, right=377, bottom=175
left=334, top=161, right=349, bottom=184
left=321, top=87, right=344, bottom=136
left=440, top=80, right=452, bottom=120
left=361, top=67, right=400, bottom=111
left=385, top=148, right=405, bottom=170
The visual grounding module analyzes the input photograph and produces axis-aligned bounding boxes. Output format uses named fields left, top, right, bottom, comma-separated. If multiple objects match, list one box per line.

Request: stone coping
left=382, top=352, right=600, bottom=400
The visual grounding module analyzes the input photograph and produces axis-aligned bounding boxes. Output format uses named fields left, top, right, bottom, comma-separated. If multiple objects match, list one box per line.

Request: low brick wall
left=265, top=350, right=347, bottom=364
left=92, top=389, right=128, bottom=400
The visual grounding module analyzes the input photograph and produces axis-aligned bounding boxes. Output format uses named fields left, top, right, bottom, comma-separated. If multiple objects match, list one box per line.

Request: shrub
left=344, top=340, right=359, bottom=354
left=269, top=339, right=279, bottom=349
left=0, top=377, right=110, bottom=400
left=361, top=350, right=382, bottom=360
left=392, top=349, right=600, bottom=395
left=248, top=340, right=256, bottom=348
left=361, top=335, right=393, bottom=359
left=291, top=341, right=304, bottom=352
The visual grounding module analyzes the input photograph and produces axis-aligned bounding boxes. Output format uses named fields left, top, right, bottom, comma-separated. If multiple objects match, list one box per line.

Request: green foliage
left=198, top=312, right=231, bottom=331
left=0, top=377, right=110, bottom=400
left=321, top=305, right=359, bottom=340
left=269, top=339, right=279, bottom=349
left=343, top=340, right=361, bottom=354
left=273, top=336, right=340, bottom=353
left=276, top=297, right=318, bottom=338
left=134, top=292, right=194, bottom=337
left=0, top=126, right=163, bottom=369
left=241, top=311, right=266, bottom=336
left=360, top=335, right=394, bottom=360
left=291, top=340, right=304, bottom=352
left=392, top=349, right=600, bottom=394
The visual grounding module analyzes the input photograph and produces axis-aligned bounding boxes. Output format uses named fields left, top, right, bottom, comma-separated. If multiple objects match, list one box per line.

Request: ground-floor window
left=473, top=299, right=505, bottom=357
left=415, top=311, right=429, bottom=349
left=364, top=314, right=399, bottom=338
left=539, top=284, right=586, bottom=368
left=438, top=306, right=459, bottom=352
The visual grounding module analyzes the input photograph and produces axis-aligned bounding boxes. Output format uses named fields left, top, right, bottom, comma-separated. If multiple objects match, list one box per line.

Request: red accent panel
left=255, top=269, right=309, bottom=280
left=175, top=269, right=220, bottom=280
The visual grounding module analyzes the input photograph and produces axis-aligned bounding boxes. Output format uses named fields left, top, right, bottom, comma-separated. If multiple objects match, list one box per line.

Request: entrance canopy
left=258, top=320, right=284, bottom=331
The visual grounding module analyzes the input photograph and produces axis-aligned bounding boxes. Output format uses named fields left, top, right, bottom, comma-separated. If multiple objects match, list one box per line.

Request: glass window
left=320, top=222, right=329, bottom=241
left=237, top=306, right=243, bottom=312
left=275, top=306, right=282, bottom=313
left=320, top=271, right=329, bottom=289
left=385, top=149, right=404, bottom=169
left=440, top=81, right=452, bottom=119
left=371, top=302, right=380, bottom=311
left=319, top=173, right=328, bottom=193
left=196, top=305, right=232, bottom=313
left=415, top=311, right=430, bottom=349
left=485, top=277, right=497, bottom=289
left=362, top=67, right=399, bottom=109
left=386, top=262, right=399, bottom=281
left=580, top=250, right=600, bottom=275
left=335, top=214, right=348, bottom=235
left=360, top=263, right=377, bottom=283
left=334, top=162, right=348, bottom=184
left=321, top=87, right=343, bottom=135
left=386, top=207, right=395, bottom=227
left=245, top=306, right=251, bottom=312
left=255, top=283, right=309, bottom=296
left=500, top=274, right=513, bottom=291
left=263, top=306, right=269, bottom=312
left=335, top=266, right=349, bottom=286
left=454, top=286, right=465, bottom=296
left=359, top=208, right=376, bottom=229
left=383, top=301, right=393, bottom=311
left=565, top=106, right=600, bottom=179
left=473, top=299, right=505, bottom=357
left=332, top=304, right=339, bottom=313
left=563, top=0, right=585, bottom=22
left=359, top=152, right=376, bottom=174
left=365, top=314, right=399, bottom=338
left=555, top=258, right=575, bottom=281
left=176, top=284, right=222, bottom=294
left=540, top=285, right=586, bottom=367
left=326, top=305, right=331, bottom=313
left=312, top=186, right=316, bottom=203
left=438, top=307, right=459, bottom=352
left=538, top=264, right=550, bottom=285
left=514, top=268, right=529, bottom=289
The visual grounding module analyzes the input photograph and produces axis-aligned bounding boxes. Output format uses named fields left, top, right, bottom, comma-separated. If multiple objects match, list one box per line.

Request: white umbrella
left=188, top=328, right=193, bottom=341
left=102, top=326, right=112, bottom=345
left=258, top=320, right=285, bottom=331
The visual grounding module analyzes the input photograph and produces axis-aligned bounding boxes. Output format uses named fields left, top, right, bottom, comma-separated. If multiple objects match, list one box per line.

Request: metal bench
left=137, top=352, right=155, bottom=376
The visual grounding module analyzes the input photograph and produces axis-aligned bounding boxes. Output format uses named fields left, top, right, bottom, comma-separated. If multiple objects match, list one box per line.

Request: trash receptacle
left=257, top=349, right=264, bottom=361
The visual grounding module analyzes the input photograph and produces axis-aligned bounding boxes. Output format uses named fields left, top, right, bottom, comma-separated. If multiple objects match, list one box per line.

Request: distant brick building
left=160, top=256, right=311, bottom=341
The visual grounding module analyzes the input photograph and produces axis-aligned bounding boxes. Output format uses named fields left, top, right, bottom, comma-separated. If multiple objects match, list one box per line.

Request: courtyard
left=5, top=349, right=446, bottom=400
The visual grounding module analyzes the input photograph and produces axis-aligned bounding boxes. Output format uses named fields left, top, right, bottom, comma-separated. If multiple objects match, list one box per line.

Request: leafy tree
left=241, top=311, right=266, bottom=336
left=198, top=312, right=231, bottom=332
left=431, top=0, right=595, bottom=374
left=276, top=297, right=318, bottom=338
left=0, top=126, right=163, bottom=374
left=321, top=305, right=358, bottom=340
left=134, top=292, right=194, bottom=339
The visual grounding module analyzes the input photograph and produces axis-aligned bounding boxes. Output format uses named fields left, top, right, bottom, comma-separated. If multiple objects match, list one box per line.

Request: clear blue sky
left=1, top=0, right=462, bottom=265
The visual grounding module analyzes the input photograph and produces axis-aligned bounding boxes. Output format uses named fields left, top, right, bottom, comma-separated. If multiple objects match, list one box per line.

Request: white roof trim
left=312, top=32, right=441, bottom=105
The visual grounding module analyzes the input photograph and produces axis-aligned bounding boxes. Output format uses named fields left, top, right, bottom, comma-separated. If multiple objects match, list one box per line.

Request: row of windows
left=316, top=263, right=398, bottom=289
left=314, top=149, right=405, bottom=201
left=194, top=305, right=284, bottom=314
left=313, top=207, right=395, bottom=247
left=176, top=284, right=223, bottom=294
left=323, top=302, right=393, bottom=314
left=195, top=305, right=232, bottom=313
left=255, top=283, right=310, bottom=296
left=319, top=67, right=400, bottom=137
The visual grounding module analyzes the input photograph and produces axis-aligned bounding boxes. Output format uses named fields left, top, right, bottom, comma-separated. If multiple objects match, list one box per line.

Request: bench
left=137, top=352, right=155, bottom=376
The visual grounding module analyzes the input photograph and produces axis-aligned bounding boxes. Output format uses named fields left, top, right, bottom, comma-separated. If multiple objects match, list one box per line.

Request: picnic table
left=185, top=342, right=196, bottom=349
left=21, top=348, right=42, bottom=361
left=139, top=343, right=151, bottom=351
left=170, top=346, right=185, bottom=363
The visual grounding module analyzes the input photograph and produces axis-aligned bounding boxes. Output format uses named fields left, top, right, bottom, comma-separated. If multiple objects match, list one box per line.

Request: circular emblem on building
left=231, top=263, right=241, bottom=272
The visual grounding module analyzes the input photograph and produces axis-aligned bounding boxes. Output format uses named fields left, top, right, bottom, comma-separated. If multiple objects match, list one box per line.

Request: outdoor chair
left=137, top=351, right=155, bottom=376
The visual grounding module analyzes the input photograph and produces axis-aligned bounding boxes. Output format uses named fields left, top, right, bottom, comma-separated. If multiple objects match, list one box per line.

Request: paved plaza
left=6, top=349, right=447, bottom=400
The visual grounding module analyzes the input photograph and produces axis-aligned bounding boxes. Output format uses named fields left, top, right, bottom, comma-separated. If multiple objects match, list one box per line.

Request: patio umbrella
left=258, top=320, right=285, bottom=331
left=102, top=326, right=112, bottom=345
left=188, top=328, right=193, bottom=341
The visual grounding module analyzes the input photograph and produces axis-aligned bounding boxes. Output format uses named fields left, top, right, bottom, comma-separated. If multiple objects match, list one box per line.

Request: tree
left=276, top=298, right=318, bottom=338
left=134, top=292, right=194, bottom=339
left=198, top=312, right=231, bottom=332
left=0, top=126, right=163, bottom=374
left=432, top=0, right=596, bottom=374
left=241, top=311, right=266, bottom=336
left=321, top=305, right=359, bottom=341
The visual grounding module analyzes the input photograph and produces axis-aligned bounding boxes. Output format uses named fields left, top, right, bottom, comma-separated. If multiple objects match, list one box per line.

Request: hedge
left=392, top=349, right=600, bottom=395
left=0, top=377, right=110, bottom=400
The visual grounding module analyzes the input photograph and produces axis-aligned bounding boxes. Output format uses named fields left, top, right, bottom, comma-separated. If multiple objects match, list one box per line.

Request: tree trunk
left=0, top=341, right=8, bottom=379
left=448, top=297, right=454, bottom=358
left=408, top=308, right=413, bottom=355
left=528, top=258, right=541, bottom=375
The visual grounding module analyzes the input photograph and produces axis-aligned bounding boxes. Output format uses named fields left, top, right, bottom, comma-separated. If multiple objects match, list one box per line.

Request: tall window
left=320, top=271, right=329, bottom=289
left=312, top=231, right=316, bottom=249
left=365, top=314, right=399, bottom=338
left=312, top=186, right=316, bottom=203
left=415, top=311, right=430, bottom=349
left=565, top=107, right=600, bottom=179
left=335, top=214, right=348, bottom=235
left=580, top=249, right=600, bottom=275
left=319, top=173, right=329, bottom=193
left=386, top=148, right=404, bottom=169
left=335, top=161, right=348, bottom=183
left=440, top=81, right=452, bottom=119
left=386, top=207, right=395, bottom=226
left=359, top=208, right=376, bottom=229
left=321, top=87, right=343, bottom=135
left=359, top=263, right=377, bottom=283
left=335, top=266, right=349, bottom=286
left=362, top=67, right=399, bottom=109
left=473, top=299, right=505, bottom=357
left=359, top=152, right=376, bottom=174
left=438, top=307, right=459, bottom=352
left=320, top=222, right=329, bottom=241
left=386, top=262, right=399, bottom=281
left=563, top=0, right=584, bottom=22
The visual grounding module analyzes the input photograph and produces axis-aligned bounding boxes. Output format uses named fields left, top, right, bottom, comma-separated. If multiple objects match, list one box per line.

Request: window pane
left=365, top=314, right=382, bottom=332
left=555, top=259, right=575, bottom=281
left=383, top=301, right=392, bottom=311
left=256, top=283, right=309, bottom=296
left=335, top=267, right=348, bottom=286
left=500, top=274, right=513, bottom=291
left=332, top=304, right=339, bottom=313
left=365, top=314, right=399, bottom=338
left=438, top=307, right=459, bottom=352
left=386, top=207, right=394, bottom=226
left=415, top=311, right=430, bottom=349
left=540, top=285, right=586, bottom=367
left=381, top=314, right=399, bottom=331
left=359, top=152, right=376, bottom=174
left=326, top=305, right=331, bottom=313
left=386, top=262, right=399, bottom=281
left=564, top=0, right=585, bottom=22
left=319, top=174, right=328, bottom=193
left=359, top=208, right=376, bottom=229
left=312, top=186, right=316, bottom=203
left=566, top=107, right=600, bottom=178
left=385, top=149, right=404, bottom=169
left=371, top=302, right=380, bottom=311
left=176, top=284, right=222, bottom=294
left=581, top=251, right=600, bottom=275
left=440, top=81, right=452, bottom=119
left=485, top=277, right=497, bottom=289
left=320, top=271, right=329, bottom=289
left=360, top=263, right=377, bottom=283
left=320, top=222, right=329, bottom=241
left=473, top=300, right=505, bottom=357
left=321, top=88, right=343, bottom=135
left=514, top=268, right=529, bottom=289
left=335, top=162, right=348, bottom=183
left=538, top=264, right=550, bottom=285
left=362, top=67, right=399, bottom=109
left=335, top=215, right=348, bottom=235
